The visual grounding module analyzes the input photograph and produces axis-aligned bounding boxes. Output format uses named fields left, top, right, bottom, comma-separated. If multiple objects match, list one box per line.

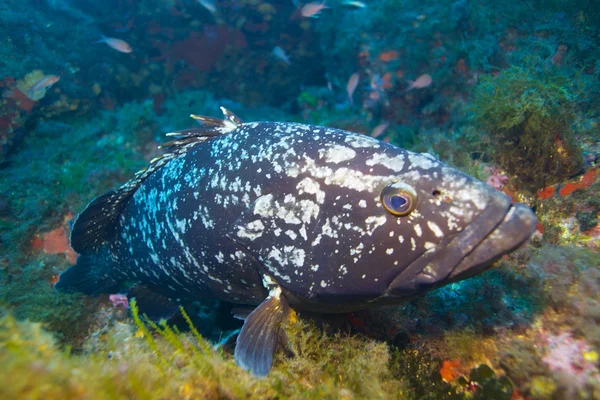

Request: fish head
left=287, top=130, right=536, bottom=306
left=368, top=152, right=537, bottom=299
left=47, top=75, right=61, bottom=85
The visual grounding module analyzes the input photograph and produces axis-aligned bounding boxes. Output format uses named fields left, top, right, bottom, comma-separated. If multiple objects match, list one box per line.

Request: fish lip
left=386, top=193, right=535, bottom=297
left=447, top=202, right=536, bottom=281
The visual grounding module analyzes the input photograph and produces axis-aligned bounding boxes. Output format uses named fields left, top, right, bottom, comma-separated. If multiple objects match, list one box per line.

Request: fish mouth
left=387, top=194, right=537, bottom=297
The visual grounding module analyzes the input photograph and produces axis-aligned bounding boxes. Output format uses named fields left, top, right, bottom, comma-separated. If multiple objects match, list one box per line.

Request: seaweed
left=471, top=64, right=586, bottom=191
left=0, top=306, right=411, bottom=399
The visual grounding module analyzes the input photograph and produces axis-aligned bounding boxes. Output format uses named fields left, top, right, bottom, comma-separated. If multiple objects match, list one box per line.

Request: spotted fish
left=56, top=107, right=537, bottom=376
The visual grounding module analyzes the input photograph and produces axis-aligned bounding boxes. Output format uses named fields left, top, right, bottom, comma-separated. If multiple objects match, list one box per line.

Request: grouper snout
left=448, top=202, right=537, bottom=279
left=387, top=191, right=537, bottom=298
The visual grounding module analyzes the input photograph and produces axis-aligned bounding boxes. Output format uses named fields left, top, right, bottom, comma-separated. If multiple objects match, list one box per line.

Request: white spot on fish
left=408, top=152, right=438, bottom=170
left=366, top=153, right=405, bottom=172
left=299, top=225, right=308, bottom=240
left=320, top=145, right=356, bottom=164
left=427, top=221, right=443, bottom=237
left=344, top=133, right=380, bottom=149
left=414, top=224, right=422, bottom=237
left=296, top=177, right=326, bottom=204
left=237, top=220, right=265, bottom=240
left=254, top=194, right=274, bottom=217
left=365, top=215, right=387, bottom=235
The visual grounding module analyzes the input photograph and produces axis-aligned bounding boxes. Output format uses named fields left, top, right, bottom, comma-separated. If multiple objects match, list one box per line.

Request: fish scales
left=120, top=123, right=400, bottom=302
left=56, top=108, right=537, bottom=376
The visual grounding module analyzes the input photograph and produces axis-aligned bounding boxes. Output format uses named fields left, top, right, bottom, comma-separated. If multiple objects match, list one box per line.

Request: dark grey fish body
left=56, top=109, right=537, bottom=375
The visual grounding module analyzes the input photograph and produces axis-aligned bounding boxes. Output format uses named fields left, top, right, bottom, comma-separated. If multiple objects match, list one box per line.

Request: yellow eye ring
left=381, top=182, right=417, bottom=216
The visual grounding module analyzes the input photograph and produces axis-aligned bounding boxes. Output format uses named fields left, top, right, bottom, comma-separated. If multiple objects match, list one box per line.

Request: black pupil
left=390, top=195, right=407, bottom=209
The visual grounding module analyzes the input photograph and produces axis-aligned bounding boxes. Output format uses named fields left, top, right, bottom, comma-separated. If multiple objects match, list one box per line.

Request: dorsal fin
left=220, top=106, right=244, bottom=125
left=70, top=107, right=243, bottom=254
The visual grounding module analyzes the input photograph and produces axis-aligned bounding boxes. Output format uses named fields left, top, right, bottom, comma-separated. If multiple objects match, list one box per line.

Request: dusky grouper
left=56, top=107, right=537, bottom=376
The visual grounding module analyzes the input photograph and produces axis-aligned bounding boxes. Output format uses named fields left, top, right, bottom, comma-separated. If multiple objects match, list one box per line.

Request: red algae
left=440, top=360, right=462, bottom=382
left=559, top=182, right=580, bottom=197
left=537, top=185, right=555, bottom=200
left=38, top=213, right=77, bottom=265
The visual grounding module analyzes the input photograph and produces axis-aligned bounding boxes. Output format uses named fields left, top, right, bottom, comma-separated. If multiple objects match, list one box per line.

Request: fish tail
left=23, top=88, right=36, bottom=100
left=54, top=247, right=120, bottom=295
left=93, top=34, right=107, bottom=44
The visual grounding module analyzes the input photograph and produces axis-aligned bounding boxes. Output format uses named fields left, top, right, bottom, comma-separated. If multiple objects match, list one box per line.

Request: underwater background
left=1, top=0, right=600, bottom=398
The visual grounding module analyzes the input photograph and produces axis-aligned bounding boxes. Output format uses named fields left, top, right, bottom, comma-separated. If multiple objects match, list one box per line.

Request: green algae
left=0, top=307, right=410, bottom=399
left=528, top=375, right=558, bottom=400
left=2, top=301, right=536, bottom=400
left=471, top=65, right=585, bottom=192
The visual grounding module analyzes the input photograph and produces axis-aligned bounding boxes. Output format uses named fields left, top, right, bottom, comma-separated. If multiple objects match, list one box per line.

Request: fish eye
left=381, top=182, right=417, bottom=216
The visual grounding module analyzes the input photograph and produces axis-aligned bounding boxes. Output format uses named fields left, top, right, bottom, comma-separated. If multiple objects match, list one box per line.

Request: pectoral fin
left=234, top=286, right=291, bottom=376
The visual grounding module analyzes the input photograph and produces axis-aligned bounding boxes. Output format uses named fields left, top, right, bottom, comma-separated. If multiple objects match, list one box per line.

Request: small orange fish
left=301, top=1, right=329, bottom=18
left=27, top=74, right=60, bottom=96
left=24, top=75, right=60, bottom=100
left=96, top=35, right=133, bottom=53
left=371, top=121, right=389, bottom=138
left=346, top=72, right=359, bottom=104
left=404, top=73, right=432, bottom=92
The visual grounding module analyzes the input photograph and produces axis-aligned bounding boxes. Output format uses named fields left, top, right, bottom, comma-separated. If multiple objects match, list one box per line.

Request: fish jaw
left=386, top=193, right=536, bottom=298
left=447, top=202, right=536, bottom=280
